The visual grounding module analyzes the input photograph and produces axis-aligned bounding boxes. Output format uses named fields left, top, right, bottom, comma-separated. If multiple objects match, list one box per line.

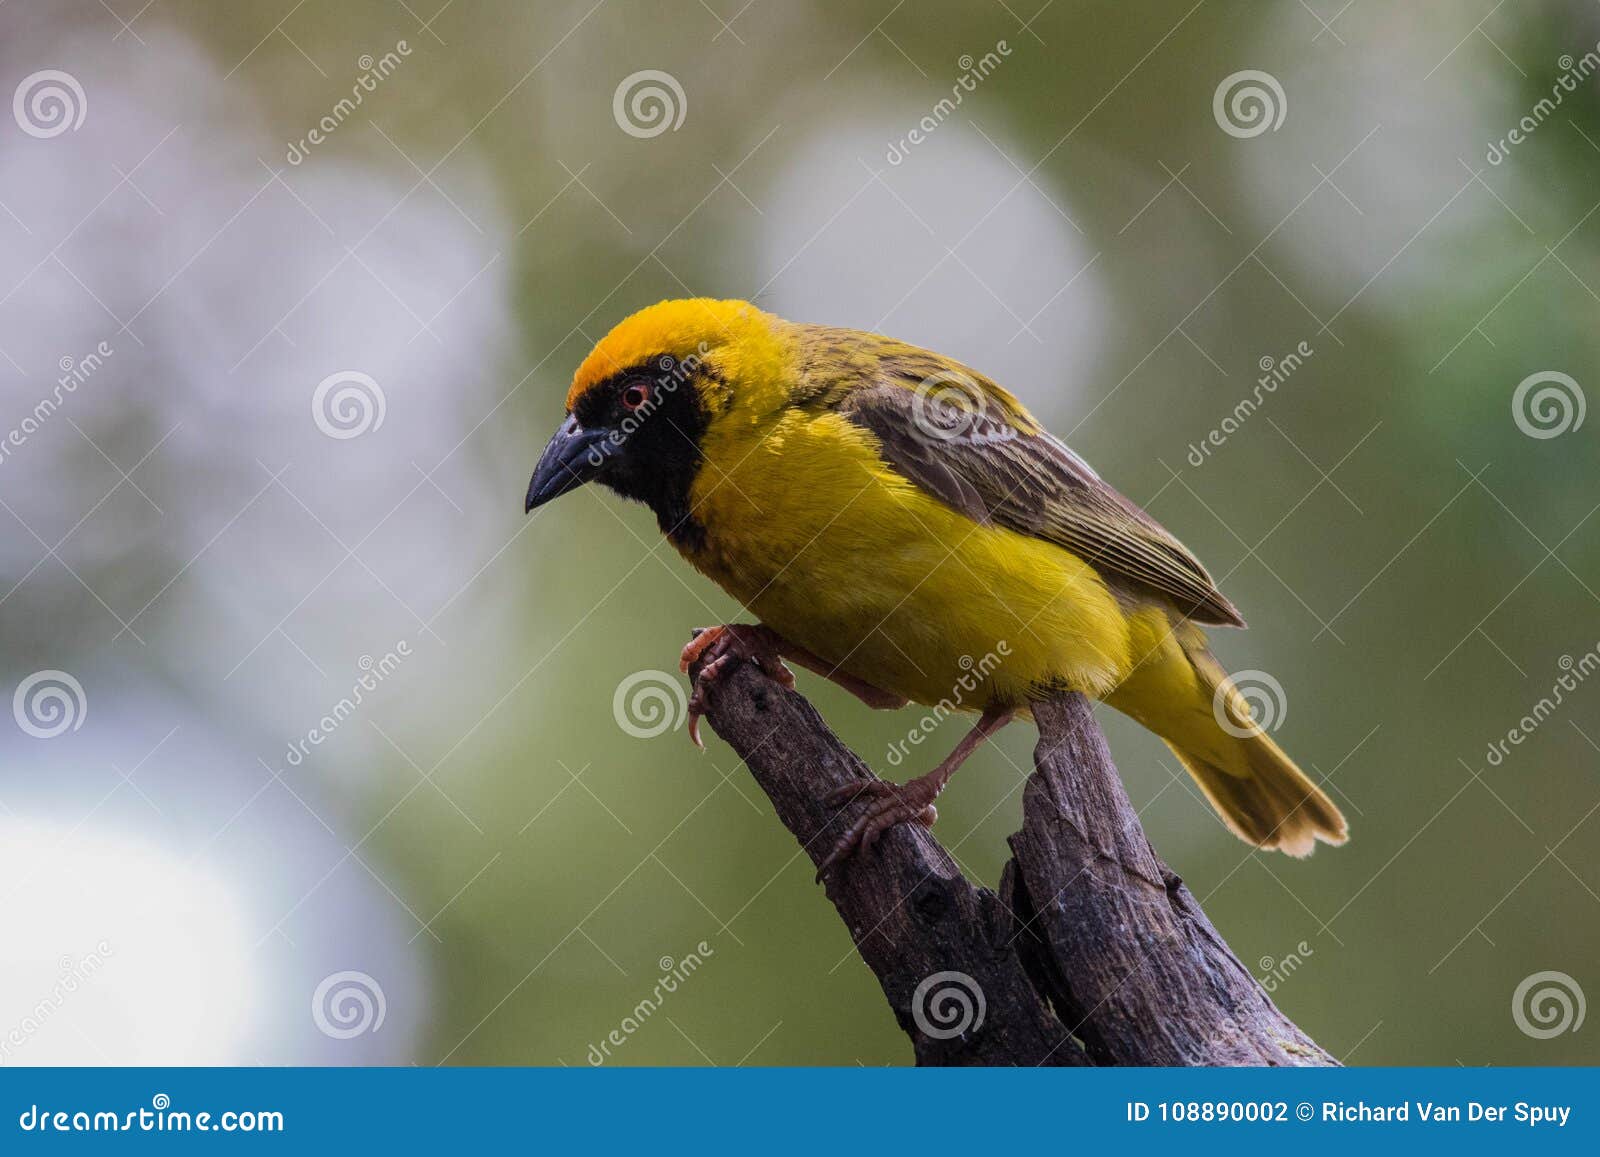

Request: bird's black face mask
left=525, top=354, right=711, bottom=547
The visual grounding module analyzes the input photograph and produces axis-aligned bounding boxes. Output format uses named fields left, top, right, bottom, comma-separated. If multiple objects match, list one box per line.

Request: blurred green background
left=0, top=0, right=1596, bottom=1066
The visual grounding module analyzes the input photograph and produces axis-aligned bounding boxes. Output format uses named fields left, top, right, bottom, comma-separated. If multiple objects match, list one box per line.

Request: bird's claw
left=815, top=777, right=939, bottom=883
left=685, top=684, right=709, bottom=750
left=680, top=625, right=797, bottom=749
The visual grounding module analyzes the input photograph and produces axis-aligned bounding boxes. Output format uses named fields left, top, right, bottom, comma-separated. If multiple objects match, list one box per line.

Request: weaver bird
left=526, top=299, right=1347, bottom=876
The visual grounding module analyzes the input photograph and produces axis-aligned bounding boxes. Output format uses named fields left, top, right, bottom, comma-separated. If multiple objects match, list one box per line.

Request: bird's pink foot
left=680, top=624, right=796, bottom=748
left=813, top=704, right=1014, bottom=882
left=815, top=775, right=942, bottom=882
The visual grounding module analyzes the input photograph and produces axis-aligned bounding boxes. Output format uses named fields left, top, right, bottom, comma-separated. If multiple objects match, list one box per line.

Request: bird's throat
left=599, top=466, right=707, bottom=553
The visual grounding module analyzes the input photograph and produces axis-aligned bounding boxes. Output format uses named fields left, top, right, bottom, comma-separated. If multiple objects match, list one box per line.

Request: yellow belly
left=683, top=409, right=1142, bottom=709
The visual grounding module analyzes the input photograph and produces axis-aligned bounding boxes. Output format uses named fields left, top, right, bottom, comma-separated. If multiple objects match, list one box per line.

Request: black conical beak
left=525, top=415, right=613, bottom=513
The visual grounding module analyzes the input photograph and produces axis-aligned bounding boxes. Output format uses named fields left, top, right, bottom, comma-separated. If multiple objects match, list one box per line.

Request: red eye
left=621, top=381, right=651, bottom=411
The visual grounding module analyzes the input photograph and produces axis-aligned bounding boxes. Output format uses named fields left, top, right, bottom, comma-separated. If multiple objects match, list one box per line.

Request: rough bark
left=1004, top=695, right=1337, bottom=1065
left=689, top=659, right=1336, bottom=1067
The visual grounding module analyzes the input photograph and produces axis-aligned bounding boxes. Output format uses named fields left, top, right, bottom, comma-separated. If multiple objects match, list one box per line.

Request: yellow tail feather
left=1167, top=735, right=1347, bottom=857
left=1106, top=626, right=1348, bottom=856
left=1175, top=646, right=1347, bottom=856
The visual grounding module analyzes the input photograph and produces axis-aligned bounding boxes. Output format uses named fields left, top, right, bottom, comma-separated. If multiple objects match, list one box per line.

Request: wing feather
left=829, top=358, right=1244, bottom=627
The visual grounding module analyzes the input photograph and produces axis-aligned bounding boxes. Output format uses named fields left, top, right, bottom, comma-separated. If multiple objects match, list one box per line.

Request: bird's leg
left=680, top=624, right=907, bottom=748
left=815, top=704, right=1015, bottom=881
left=771, top=643, right=910, bottom=711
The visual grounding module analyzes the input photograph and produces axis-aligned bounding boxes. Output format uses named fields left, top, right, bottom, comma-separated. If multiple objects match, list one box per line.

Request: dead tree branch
left=689, top=659, right=1337, bottom=1066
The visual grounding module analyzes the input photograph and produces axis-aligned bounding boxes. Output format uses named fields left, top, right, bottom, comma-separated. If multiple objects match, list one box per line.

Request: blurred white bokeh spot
left=759, top=100, right=1111, bottom=422
left=0, top=815, right=257, bottom=1065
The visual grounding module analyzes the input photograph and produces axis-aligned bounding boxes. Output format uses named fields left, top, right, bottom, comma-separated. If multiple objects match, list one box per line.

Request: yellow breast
left=682, top=406, right=1136, bottom=709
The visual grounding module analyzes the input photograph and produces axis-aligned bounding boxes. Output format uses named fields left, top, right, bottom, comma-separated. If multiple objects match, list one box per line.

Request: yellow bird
left=525, top=298, right=1347, bottom=876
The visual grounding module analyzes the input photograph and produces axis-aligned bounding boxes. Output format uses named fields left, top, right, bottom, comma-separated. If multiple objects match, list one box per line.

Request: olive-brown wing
left=837, top=381, right=1245, bottom=627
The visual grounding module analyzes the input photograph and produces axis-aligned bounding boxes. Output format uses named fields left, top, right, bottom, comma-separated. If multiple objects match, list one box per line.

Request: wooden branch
left=1004, top=696, right=1337, bottom=1066
left=693, top=661, right=1076, bottom=1065
left=690, top=658, right=1337, bottom=1067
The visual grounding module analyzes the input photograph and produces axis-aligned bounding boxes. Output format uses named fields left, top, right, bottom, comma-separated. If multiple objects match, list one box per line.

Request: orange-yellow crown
left=567, top=298, right=783, bottom=411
